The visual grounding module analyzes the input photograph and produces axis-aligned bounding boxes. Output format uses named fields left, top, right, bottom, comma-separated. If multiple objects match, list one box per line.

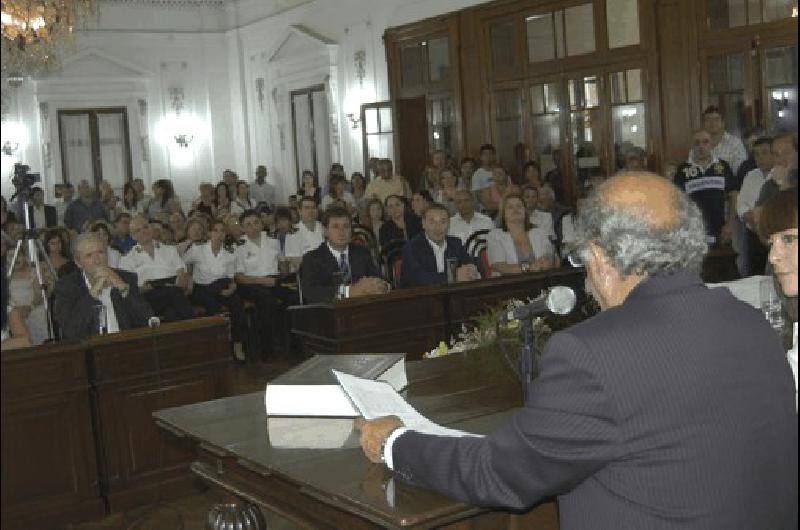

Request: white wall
left=1, top=0, right=493, bottom=205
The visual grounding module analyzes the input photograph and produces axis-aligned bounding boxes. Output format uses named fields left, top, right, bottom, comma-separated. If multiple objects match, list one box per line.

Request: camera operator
left=26, top=186, right=57, bottom=229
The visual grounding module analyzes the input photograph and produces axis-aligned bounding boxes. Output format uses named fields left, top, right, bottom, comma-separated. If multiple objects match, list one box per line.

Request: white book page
left=333, top=370, right=483, bottom=438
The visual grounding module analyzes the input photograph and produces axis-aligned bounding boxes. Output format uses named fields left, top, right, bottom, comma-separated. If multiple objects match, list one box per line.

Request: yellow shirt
left=365, top=176, right=406, bottom=203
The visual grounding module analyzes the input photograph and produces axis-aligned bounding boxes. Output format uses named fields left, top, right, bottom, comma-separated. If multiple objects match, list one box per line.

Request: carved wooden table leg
left=206, top=501, right=266, bottom=530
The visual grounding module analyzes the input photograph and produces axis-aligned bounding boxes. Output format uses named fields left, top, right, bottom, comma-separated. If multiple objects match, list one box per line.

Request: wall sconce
left=345, top=113, right=361, bottom=129
left=354, top=50, right=366, bottom=87
left=2, top=140, right=19, bottom=156
left=174, top=133, right=194, bottom=148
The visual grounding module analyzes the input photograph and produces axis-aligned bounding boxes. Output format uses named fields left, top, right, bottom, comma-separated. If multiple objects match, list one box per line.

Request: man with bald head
left=359, top=172, right=797, bottom=530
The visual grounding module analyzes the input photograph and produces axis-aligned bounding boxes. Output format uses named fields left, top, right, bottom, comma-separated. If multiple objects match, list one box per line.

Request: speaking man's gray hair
left=72, top=231, right=107, bottom=258
left=576, top=176, right=707, bottom=277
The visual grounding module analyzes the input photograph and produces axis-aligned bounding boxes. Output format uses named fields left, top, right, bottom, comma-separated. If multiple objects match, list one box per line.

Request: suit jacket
left=398, top=233, right=472, bottom=288
left=392, top=270, right=798, bottom=530
left=54, top=269, right=154, bottom=339
left=300, top=242, right=380, bottom=304
left=26, top=204, right=57, bottom=228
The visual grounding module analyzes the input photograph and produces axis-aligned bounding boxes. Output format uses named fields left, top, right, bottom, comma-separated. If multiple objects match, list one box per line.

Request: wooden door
left=395, top=97, right=429, bottom=191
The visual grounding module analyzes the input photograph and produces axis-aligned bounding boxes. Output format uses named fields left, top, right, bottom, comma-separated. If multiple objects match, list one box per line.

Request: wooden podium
left=155, top=354, right=560, bottom=529
left=290, top=268, right=586, bottom=359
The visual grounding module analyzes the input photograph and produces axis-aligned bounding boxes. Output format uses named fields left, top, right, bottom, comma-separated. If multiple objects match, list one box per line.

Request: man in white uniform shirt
left=284, top=196, right=324, bottom=259
left=119, top=215, right=194, bottom=322
left=522, top=186, right=557, bottom=243
left=448, top=190, right=494, bottom=245
left=235, top=210, right=298, bottom=358
left=53, top=232, right=153, bottom=338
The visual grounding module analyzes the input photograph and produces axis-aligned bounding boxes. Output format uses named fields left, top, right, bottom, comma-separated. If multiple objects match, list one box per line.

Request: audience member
left=448, top=190, right=494, bottom=245
left=361, top=198, right=385, bottom=243
left=399, top=204, right=477, bottom=288
left=120, top=216, right=194, bottom=322
left=272, top=207, right=294, bottom=254
left=737, top=136, right=773, bottom=275
left=699, top=105, right=747, bottom=174
left=193, top=182, right=217, bottom=218
left=411, top=190, right=434, bottom=219
left=379, top=195, right=422, bottom=250
left=471, top=144, right=496, bottom=194
left=120, top=182, right=145, bottom=217
left=300, top=206, right=387, bottom=303
left=43, top=228, right=78, bottom=279
left=623, top=147, right=646, bottom=171
left=521, top=186, right=557, bottom=246
left=298, top=170, right=321, bottom=204
left=177, top=217, right=206, bottom=256
left=183, top=218, right=247, bottom=361
left=54, top=182, right=75, bottom=227
left=521, top=161, right=542, bottom=189
left=112, top=212, right=136, bottom=253
left=215, top=182, right=232, bottom=216
left=756, top=131, right=798, bottom=209
left=434, top=168, right=460, bottom=215
left=675, top=129, right=735, bottom=246
left=231, top=181, right=255, bottom=215
left=284, top=196, right=324, bottom=258
left=131, top=178, right=151, bottom=210
left=758, top=187, right=798, bottom=409
left=64, top=180, right=108, bottom=232
left=222, top=169, right=238, bottom=199
left=234, top=210, right=294, bottom=357
left=101, top=187, right=121, bottom=221
left=487, top=193, right=555, bottom=275
left=321, top=174, right=355, bottom=211
left=6, top=251, right=49, bottom=345
left=147, top=179, right=182, bottom=218
left=480, top=166, right=518, bottom=214
left=87, top=220, right=121, bottom=268
left=351, top=172, right=367, bottom=219
left=365, top=159, right=410, bottom=203
left=54, top=232, right=153, bottom=339
left=1, top=262, right=31, bottom=349
left=459, top=157, right=477, bottom=192
left=168, top=211, right=187, bottom=242
left=26, top=186, right=57, bottom=229
left=250, top=165, right=276, bottom=208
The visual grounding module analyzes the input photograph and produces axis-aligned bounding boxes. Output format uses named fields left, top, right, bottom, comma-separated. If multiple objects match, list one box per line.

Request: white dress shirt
left=119, top=242, right=186, bottom=287
left=235, top=232, right=280, bottom=277
left=470, top=167, right=494, bottom=191
left=284, top=221, right=324, bottom=257
left=737, top=168, right=768, bottom=220
left=107, top=247, right=121, bottom=269
left=82, top=272, right=120, bottom=334
left=55, top=199, right=72, bottom=227
left=184, top=241, right=236, bottom=285
left=426, top=236, right=447, bottom=273
left=448, top=212, right=495, bottom=245
left=486, top=228, right=554, bottom=266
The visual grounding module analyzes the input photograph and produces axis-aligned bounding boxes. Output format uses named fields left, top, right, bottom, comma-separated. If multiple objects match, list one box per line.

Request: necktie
left=339, top=252, right=351, bottom=283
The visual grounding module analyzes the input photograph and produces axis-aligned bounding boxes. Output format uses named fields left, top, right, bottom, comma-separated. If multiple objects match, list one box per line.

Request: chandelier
left=1, top=0, right=96, bottom=78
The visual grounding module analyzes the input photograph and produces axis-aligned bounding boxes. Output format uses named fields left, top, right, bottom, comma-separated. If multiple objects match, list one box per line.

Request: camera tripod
left=6, top=194, right=58, bottom=342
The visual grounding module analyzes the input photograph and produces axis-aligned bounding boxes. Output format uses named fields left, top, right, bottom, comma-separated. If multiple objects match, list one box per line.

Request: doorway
left=57, top=108, right=133, bottom=192
left=291, top=85, right=331, bottom=190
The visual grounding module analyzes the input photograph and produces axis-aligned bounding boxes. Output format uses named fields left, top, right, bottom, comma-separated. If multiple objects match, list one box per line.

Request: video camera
left=10, top=163, right=41, bottom=202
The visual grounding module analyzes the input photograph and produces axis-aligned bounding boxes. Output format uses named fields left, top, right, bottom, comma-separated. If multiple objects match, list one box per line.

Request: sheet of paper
left=333, top=370, right=484, bottom=438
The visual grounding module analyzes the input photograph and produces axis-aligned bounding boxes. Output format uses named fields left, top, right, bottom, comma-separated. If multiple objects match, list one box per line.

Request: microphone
left=498, top=286, right=577, bottom=323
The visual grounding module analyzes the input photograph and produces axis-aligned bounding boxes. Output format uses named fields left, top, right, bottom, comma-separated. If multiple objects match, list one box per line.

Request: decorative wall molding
left=100, top=0, right=227, bottom=9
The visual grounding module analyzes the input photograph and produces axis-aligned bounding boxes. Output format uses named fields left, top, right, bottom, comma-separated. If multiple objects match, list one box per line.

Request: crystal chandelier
left=1, top=0, right=96, bottom=78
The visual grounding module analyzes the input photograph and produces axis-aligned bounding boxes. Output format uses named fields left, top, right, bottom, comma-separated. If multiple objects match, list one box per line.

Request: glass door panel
left=493, top=88, right=525, bottom=169
left=705, top=52, right=748, bottom=137
left=569, top=75, right=603, bottom=186
left=762, top=45, right=798, bottom=133
left=609, top=68, right=647, bottom=170
left=530, top=82, right=563, bottom=177
left=97, top=113, right=128, bottom=193
left=59, top=114, right=93, bottom=186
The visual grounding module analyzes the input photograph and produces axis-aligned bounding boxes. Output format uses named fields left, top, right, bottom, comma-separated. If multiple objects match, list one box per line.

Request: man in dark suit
left=26, top=186, right=57, bottom=228
left=300, top=206, right=388, bottom=304
left=54, top=232, right=153, bottom=339
left=399, top=203, right=479, bottom=288
left=359, top=173, right=798, bottom=530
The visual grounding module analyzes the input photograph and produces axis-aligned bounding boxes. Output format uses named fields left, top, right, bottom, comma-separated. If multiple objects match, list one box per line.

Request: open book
left=333, top=370, right=483, bottom=438
left=265, top=354, right=407, bottom=416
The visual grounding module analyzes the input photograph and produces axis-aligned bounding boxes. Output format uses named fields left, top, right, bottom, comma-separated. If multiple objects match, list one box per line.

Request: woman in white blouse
left=183, top=219, right=247, bottom=361
left=487, top=193, right=556, bottom=275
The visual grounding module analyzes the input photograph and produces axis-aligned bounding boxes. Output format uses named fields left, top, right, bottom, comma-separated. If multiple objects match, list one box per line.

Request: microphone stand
left=519, top=316, right=536, bottom=402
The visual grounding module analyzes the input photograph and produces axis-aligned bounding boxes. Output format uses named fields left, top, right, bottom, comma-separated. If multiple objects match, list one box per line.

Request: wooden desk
left=86, top=315, right=232, bottom=512
left=1, top=341, right=105, bottom=530
left=155, top=355, right=560, bottom=529
left=290, top=268, right=586, bottom=359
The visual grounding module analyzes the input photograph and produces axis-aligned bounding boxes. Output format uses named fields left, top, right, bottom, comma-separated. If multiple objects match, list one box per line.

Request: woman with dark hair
left=214, top=182, right=231, bottom=215
left=42, top=229, right=78, bottom=278
left=182, top=218, right=247, bottom=361
left=351, top=172, right=367, bottom=219
left=147, top=179, right=182, bottom=218
left=121, top=182, right=144, bottom=216
left=298, top=170, right=321, bottom=204
left=379, top=194, right=422, bottom=249
left=758, top=187, right=798, bottom=410
left=487, top=193, right=555, bottom=275
left=362, top=198, right=385, bottom=242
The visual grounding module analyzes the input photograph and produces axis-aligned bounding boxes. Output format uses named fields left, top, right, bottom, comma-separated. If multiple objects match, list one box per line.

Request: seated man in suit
left=300, top=206, right=389, bottom=304
left=399, top=203, right=479, bottom=288
left=119, top=215, right=194, bottom=322
left=54, top=232, right=153, bottom=339
left=359, top=173, right=798, bottom=530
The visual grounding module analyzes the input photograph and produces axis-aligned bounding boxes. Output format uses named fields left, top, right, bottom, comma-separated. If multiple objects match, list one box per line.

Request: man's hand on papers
left=356, top=415, right=404, bottom=464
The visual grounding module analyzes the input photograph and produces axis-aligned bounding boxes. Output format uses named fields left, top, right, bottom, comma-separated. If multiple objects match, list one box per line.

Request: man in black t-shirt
left=675, top=130, right=735, bottom=246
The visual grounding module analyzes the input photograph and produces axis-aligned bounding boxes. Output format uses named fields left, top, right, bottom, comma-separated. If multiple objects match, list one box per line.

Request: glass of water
left=760, top=277, right=785, bottom=332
